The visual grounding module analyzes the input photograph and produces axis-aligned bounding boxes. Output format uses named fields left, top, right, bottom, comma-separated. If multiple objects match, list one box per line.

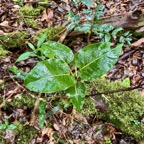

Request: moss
left=33, top=26, right=63, bottom=43
left=14, top=121, right=37, bottom=144
left=0, top=131, right=6, bottom=144
left=0, top=31, right=30, bottom=49
left=81, top=97, right=98, bottom=116
left=24, top=18, right=40, bottom=28
left=0, top=45, right=9, bottom=58
left=10, top=94, right=36, bottom=109
left=20, top=5, right=43, bottom=17
left=86, top=79, right=144, bottom=141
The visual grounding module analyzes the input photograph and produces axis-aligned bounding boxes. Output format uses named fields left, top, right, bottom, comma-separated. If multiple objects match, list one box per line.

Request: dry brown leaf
left=41, top=9, right=53, bottom=23
left=53, top=123, right=60, bottom=131
left=131, top=38, right=144, bottom=47
left=110, top=7, right=116, bottom=14
left=42, top=127, right=53, bottom=136
left=0, top=21, right=9, bottom=27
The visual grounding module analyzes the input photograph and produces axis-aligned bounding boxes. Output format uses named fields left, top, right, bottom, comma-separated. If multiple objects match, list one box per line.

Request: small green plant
left=0, top=119, right=17, bottom=131
left=16, top=33, right=47, bottom=62
left=67, top=1, right=132, bottom=44
left=38, top=100, right=46, bottom=128
left=104, top=138, right=111, bottom=144
left=16, top=33, right=123, bottom=110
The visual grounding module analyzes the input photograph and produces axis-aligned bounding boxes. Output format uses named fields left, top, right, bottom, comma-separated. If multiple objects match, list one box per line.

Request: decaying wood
left=100, top=9, right=144, bottom=30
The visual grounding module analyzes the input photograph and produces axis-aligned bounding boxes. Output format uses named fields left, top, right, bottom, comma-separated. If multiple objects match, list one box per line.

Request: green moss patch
left=20, top=5, right=44, bottom=17
left=0, top=45, right=9, bottom=58
left=33, top=26, right=63, bottom=42
left=85, top=79, right=144, bottom=140
left=0, top=31, right=30, bottom=49
left=14, top=121, right=37, bottom=144
left=10, top=94, right=35, bottom=109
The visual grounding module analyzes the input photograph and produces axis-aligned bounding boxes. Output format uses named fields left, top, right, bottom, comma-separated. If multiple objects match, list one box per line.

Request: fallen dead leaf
left=131, top=38, right=144, bottom=47
left=53, top=123, right=60, bottom=131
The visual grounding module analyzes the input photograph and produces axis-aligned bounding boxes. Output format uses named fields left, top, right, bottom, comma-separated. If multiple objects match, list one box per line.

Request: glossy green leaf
left=66, top=82, right=86, bottom=110
left=75, top=42, right=123, bottom=81
left=38, top=100, right=46, bottom=128
left=41, top=41, right=74, bottom=63
left=27, top=42, right=36, bottom=51
left=37, top=33, right=47, bottom=48
left=16, top=52, right=37, bottom=62
left=24, top=59, right=75, bottom=93
left=81, top=0, right=93, bottom=7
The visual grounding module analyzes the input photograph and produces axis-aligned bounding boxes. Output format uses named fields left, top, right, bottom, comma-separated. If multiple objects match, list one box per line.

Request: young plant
left=16, top=33, right=47, bottom=62
left=16, top=40, right=123, bottom=110
left=67, top=2, right=132, bottom=44
left=0, top=119, right=17, bottom=131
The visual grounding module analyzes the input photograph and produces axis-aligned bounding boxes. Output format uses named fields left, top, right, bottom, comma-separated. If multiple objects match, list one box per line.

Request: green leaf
left=104, top=33, right=111, bottom=42
left=69, top=10, right=75, bottom=20
left=0, top=124, right=6, bottom=130
left=16, top=52, right=37, bottom=62
left=24, top=59, right=75, bottom=93
left=101, top=24, right=114, bottom=32
left=81, top=0, right=93, bottom=7
left=66, top=82, right=86, bottom=110
left=8, top=66, right=27, bottom=80
left=69, top=11, right=80, bottom=23
left=27, top=42, right=36, bottom=51
left=82, top=9, right=93, bottom=20
left=74, top=22, right=92, bottom=33
left=122, top=78, right=130, bottom=87
left=75, top=42, right=123, bottom=81
left=92, top=24, right=103, bottom=32
left=95, top=4, right=105, bottom=11
left=123, top=31, right=130, bottom=36
left=119, top=36, right=125, bottom=43
left=94, top=11, right=105, bottom=20
left=41, top=41, right=74, bottom=63
left=38, top=100, right=46, bottom=129
left=37, top=33, right=47, bottom=48
left=67, top=23, right=76, bottom=31
left=4, top=119, right=9, bottom=125
left=7, top=124, right=17, bottom=130
left=112, top=27, right=123, bottom=38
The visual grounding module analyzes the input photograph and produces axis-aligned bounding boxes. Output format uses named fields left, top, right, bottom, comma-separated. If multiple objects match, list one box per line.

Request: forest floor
left=0, top=0, right=144, bottom=144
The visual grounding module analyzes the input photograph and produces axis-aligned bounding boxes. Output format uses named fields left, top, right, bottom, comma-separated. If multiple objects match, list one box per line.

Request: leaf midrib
left=80, top=49, right=111, bottom=71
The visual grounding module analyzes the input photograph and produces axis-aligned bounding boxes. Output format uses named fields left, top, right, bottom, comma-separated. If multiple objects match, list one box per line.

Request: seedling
left=16, top=33, right=123, bottom=110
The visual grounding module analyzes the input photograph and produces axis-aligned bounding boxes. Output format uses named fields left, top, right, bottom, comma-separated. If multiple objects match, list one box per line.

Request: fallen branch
left=86, top=84, right=143, bottom=97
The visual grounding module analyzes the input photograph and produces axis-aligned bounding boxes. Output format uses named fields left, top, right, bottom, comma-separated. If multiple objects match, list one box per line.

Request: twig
left=86, top=85, right=142, bottom=97
left=0, top=87, right=19, bottom=108
left=30, top=93, right=41, bottom=126
left=87, top=10, right=95, bottom=44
